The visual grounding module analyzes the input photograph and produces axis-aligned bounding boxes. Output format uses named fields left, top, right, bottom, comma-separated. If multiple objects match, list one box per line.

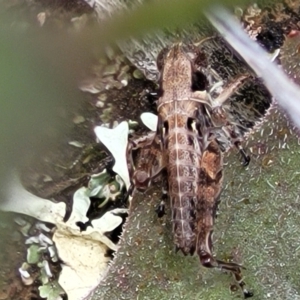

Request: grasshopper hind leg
left=198, top=249, right=253, bottom=298
left=215, top=258, right=253, bottom=299
left=197, top=227, right=253, bottom=298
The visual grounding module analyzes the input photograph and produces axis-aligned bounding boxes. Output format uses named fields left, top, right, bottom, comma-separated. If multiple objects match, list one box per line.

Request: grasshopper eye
left=187, top=117, right=202, bottom=137
left=187, top=117, right=196, bottom=131
left=163, top=120, right=169, bottom=137
left=161, top=120, right=169, bottom=148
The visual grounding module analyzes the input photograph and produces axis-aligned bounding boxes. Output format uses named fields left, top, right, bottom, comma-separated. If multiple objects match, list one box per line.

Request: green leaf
left=92, top=106, right=300, bottom=299
left=38, top=281, right=65, bottom=300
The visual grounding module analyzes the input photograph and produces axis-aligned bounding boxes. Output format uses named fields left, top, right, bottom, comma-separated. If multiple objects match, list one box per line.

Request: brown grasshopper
left=127, top=44, right=253, bottom=298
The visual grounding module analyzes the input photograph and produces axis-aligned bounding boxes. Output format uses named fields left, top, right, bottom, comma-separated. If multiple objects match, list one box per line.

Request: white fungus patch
left=140, top=112, right=158, bottom=132
left=94, top=121, right=130, bottom=190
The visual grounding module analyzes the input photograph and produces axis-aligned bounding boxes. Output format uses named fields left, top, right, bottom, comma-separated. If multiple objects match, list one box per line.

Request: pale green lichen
left=94, top=121, right=130, bottom=190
